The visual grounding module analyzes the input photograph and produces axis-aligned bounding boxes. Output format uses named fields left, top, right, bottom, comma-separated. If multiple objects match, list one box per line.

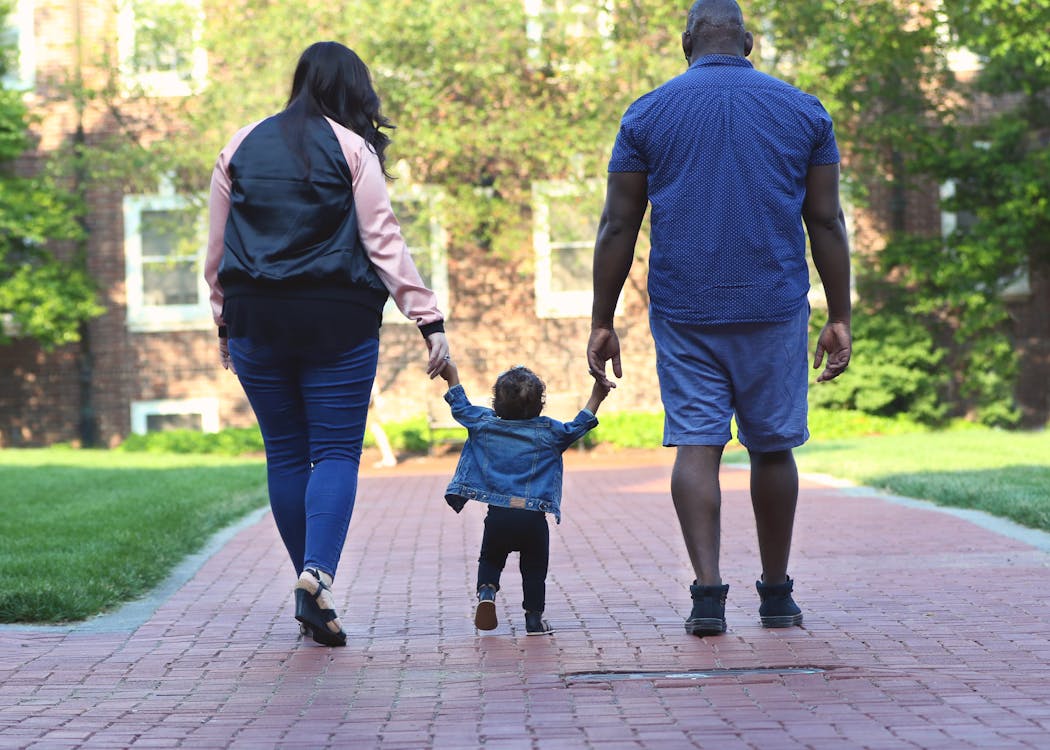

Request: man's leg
left=671, top=444, right=725, bottom=586
left=748, top=448, right=798, bottom=585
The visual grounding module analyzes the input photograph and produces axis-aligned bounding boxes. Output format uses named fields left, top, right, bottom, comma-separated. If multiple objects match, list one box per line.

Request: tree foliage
left=753, top=0, right=1047, bottom=426
left=0, top=1, right=101, bottom=348
left=56, top=0, right=1046, bottom=423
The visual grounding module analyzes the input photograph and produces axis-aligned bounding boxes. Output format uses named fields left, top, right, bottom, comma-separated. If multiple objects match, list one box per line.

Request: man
left=587, top=0, right=852, bottom=636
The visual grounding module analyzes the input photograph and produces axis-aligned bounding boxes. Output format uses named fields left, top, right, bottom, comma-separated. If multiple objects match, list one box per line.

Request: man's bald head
left=683, top=0, right=751, bottom=60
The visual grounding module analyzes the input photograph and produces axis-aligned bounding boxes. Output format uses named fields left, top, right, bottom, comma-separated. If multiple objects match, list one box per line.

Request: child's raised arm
left=438, top=358, right=461, bottom=390
left=584, top=377, right=614, bottom=414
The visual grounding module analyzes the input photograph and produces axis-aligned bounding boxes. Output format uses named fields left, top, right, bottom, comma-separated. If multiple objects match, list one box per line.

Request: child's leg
left=475, top=506, right=515, bottom=630
left=518, top=511, right=550, bottom=613
left=477, top=507, right=514, bottom=590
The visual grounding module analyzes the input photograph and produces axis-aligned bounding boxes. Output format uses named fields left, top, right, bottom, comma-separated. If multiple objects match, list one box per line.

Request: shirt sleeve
left=327, top=118, right=445, bottom=332
left=608, top=110, right=648, bottom=173
left=550, top=409, right=599, bottom=452
left=808, top=98, right=840, bottom=166
left=444, top=384, right=493, bottom=428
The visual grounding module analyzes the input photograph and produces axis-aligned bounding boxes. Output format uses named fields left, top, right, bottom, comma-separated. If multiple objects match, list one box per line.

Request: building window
left=124, top=190, right=210, bottom=332
left=384, top=186, right=450, bottom=325
left=940, top=177, right=1029, bottom=301
left=524, top=0, right=613, bottom=70
left=533, top=179, right=620, bottom=319
left=131, top=398, right=219, bottom=435
left=118, top=0, right=206, bottom=96
left=939, top=178, right=980, bottom=240
left=1, top=0, right=35, bottom=90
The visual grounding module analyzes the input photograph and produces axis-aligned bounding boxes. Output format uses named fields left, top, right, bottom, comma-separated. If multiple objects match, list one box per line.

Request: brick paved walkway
left=2, top=451, right=1049, bottom=749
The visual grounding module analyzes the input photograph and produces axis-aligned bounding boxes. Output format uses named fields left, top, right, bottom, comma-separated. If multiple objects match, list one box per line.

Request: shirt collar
left=689, top=54, right=754, bottom=70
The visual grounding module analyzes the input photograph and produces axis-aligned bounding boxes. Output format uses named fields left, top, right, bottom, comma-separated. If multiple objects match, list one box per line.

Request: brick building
left=0, top=0, right=665, bottom=448
left=0, top=1, right=1044, bottom=447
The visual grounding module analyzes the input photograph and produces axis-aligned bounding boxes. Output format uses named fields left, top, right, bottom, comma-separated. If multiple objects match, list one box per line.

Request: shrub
left=118, top=427, right=264, bottom=455
left=808, top=311, right=950, bottom=425
left=590, top=411, right=664, bottom=448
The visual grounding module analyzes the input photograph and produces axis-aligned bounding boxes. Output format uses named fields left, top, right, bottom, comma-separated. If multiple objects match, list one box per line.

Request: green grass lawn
left=787, top=430, right=1050, bottom=531
left=0, top=449, right=266, bottom=624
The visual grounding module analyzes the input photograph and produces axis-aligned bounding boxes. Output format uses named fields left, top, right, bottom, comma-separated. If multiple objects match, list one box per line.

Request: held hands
left=813, top=320, right=851, bottom=382
left=438, top=358, right=460, bottom=388
left=425, top=332, right=451, bottom=379
left=585, top=376, right=615, bottom=414
left=586, top=326, right=622, bottom=389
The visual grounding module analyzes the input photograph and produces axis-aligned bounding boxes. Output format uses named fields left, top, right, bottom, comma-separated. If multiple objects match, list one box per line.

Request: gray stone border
left=799, top=471, right=1050, bottom=554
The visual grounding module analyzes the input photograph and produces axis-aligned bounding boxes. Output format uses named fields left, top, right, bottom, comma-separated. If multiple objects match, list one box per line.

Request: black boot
left=756, top=576, right=803, bottom=627
left=685, top=582, right=729, bottom=636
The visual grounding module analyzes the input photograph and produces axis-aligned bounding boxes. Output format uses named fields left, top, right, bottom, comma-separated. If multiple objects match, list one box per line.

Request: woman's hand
left=219, top=336, right=235, bottom=373
left=425, top=332, right=450, bottom=379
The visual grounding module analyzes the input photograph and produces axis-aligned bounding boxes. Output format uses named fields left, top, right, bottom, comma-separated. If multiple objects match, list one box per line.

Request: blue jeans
left=228, top=336, right=379, bottom=579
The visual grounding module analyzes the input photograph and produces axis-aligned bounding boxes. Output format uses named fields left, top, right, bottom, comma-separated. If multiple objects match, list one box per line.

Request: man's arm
left=588, top=171, right=648, bottom=387
left=802, top=163, right=852, bottom=382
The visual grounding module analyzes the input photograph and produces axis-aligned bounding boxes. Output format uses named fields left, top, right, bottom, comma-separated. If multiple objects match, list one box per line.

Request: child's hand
left=439, top=359, right=460, bottom=388
left=585, top=376, right=615, bottom=414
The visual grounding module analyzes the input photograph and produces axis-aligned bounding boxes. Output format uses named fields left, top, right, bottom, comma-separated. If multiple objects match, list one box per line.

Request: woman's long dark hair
left=282, top=41, right=395, bottom=178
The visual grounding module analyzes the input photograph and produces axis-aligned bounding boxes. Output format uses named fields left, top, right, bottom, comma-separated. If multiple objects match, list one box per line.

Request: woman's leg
left=298, top=337, right=379, bottom=578
left=228, top=338, right=311, bottom=575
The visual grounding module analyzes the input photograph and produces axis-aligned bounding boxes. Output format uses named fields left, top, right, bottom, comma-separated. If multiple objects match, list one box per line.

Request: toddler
left=439, top=360, right=612, bottom=634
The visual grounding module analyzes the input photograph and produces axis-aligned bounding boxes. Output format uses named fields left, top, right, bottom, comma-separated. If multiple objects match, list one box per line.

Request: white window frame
left=939, top=178, right=966, bottom=239
left=524, top=0, right=613, bottom=70
left=935, top=4, right=982, bottom=75
left=533, top=179, right=620, bottom=319
left=123, top=189, right=211, bottom=332
left=2, top=0, right=35, bottom=90
left=383, top=185, right=450, bottom=325
left=940, top=175, right=1030, bottom=301
left=117, top=0, right=207, bottom=97
left=130, top=398, right=219, bottom=435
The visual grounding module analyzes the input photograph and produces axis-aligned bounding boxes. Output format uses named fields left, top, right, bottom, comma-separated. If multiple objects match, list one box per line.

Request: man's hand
left=587, top=326, right=622, bottom=389
left=814, top=320, right=851, bottom=382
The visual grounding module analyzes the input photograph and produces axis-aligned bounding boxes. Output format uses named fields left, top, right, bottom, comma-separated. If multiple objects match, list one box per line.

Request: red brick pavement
left=2, top=451, right=1049, bottom=749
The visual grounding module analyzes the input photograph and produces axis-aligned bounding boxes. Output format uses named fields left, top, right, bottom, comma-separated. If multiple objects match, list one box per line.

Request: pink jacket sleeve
left=205, top=122, right=259, bottom=327
left=325, top=117, right=445, bottom=329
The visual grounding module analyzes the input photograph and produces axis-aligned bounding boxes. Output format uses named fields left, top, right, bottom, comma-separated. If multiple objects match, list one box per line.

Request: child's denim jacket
left=443, top=384, right=598, bottom=523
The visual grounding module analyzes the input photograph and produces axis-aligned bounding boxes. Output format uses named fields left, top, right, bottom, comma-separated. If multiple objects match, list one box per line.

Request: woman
left=205, top=42, right=449, bottom=647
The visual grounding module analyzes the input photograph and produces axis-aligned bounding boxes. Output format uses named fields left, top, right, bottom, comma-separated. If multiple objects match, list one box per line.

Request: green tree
left=0, top=1, right=101, bottom=348
left=752, top=0, right=1048, bottom=426
left=918, top=0, right=1050, bottom=425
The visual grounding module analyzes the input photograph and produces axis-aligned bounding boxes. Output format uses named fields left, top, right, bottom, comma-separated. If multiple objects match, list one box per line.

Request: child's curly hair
left=492, top=366, right=545, bottom=420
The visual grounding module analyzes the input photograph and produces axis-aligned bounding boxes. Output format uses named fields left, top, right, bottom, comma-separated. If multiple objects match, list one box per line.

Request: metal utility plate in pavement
left=565, top=667, right=826, bottom=682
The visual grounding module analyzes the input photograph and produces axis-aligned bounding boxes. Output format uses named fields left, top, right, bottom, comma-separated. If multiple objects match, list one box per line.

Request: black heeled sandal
left=294, top=568, right=347, bottom=647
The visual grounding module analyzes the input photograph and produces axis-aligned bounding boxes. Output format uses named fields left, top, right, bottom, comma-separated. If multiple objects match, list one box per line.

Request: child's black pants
left=477, top=505, right=549, bottom=613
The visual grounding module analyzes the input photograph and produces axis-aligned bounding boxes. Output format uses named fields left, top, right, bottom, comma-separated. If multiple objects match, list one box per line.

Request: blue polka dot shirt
left=609, top=54, right=840, bottom=324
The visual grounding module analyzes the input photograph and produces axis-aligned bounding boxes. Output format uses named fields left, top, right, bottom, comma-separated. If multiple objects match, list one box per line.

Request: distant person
left=587, top=0, right=852, bottom=636
left=438, top=359, right=612, bottom=635
left=206, top=41, right=450, bottom=647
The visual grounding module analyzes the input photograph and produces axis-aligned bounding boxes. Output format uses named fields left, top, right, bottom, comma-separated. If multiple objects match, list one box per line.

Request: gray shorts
left=650, top=305, right=810, bottom=452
